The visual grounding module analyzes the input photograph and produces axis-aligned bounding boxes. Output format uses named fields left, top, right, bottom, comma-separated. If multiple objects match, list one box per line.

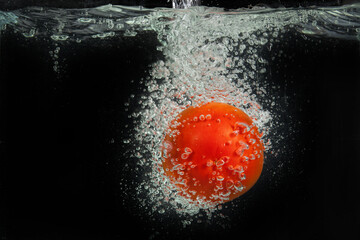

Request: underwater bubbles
left=126, top=7, right=281, bottom=224
left=0, top=1, right=359, bottom=237
left=4, top=1, right=358, bottom=229
left=119, top=3, right=360, bottom=227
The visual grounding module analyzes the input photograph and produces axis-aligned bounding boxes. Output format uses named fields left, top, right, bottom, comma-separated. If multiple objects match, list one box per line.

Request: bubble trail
left=121, top=3, right=360, bottom=222
left=124, top=7, right=281, bottom=220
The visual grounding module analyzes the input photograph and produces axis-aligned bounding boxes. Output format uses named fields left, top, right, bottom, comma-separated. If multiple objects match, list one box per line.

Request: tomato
left=161, top=102, right=264, bottom=205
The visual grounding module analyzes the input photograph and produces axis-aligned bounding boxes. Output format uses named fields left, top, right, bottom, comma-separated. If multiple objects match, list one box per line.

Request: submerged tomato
left=161, top=102, right=264, bottom=205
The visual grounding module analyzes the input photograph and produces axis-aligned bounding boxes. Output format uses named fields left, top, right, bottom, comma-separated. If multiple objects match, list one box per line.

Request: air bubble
left=184, top=147, right=193, bottom=153
left=181, top=153, right=190, bottom=159
left=234, top=122, right=250, bottom=133
left=216, top=159, right=225, bottom=167
left=226, top=180, right=234, bottom=189
left=199, top=115, right=205, bottom=121
left=172, top=164, right=185, bottom=171
left=219, top=156, right=230, bottom=162
left=163, top=141, right=173, bottom=150
left=239, top=172, right=246, bottom=181
left=234, top=181, right=244, bottom=192
left=220, top=191, right=231, bottom=197
left=242, top=156, right=249, bottom=162
left=235, top=141, right=249, bottom=156
left=217, top=176, right=224, bottom=181
left=231, top=130, right=240, bottom=137
left=234, top=165, right=244, bottom=174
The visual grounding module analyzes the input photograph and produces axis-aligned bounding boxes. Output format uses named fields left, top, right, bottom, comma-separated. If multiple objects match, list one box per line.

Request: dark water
left=1, top=3, right=360, bottom=240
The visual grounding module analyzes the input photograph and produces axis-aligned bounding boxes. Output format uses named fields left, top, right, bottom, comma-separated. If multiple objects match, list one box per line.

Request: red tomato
left=161, top=102, right=264, bottom=205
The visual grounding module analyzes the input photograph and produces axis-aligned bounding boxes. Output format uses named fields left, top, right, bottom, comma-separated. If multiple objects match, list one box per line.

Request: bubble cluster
left=127, top=7, right=290, bottom=221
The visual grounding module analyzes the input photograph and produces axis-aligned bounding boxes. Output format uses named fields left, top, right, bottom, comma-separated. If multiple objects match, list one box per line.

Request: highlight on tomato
left=161, top=102, right=264, bottom=206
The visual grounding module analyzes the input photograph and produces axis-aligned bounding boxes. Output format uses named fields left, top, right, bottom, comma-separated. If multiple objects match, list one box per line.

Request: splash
left=172, top=0, right=201, bottom=9
left=129, top=7, right=283, bottom=220
left=3, top=4, right=359, bottom=41
left=119, top=4, right=360, bottom=225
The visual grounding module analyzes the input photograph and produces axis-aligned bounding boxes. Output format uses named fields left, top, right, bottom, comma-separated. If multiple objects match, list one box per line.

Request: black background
left=1, top=1, right=360, bottom=240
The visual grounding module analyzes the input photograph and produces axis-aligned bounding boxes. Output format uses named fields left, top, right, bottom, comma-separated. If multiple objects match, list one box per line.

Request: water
left=1, top=2, right=360, bottom=237
left=172, top=0, right=201, bottom=9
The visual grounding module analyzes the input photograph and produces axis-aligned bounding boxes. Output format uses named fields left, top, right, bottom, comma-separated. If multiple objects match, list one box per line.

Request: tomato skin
left=161, top=102, right=264, bottom=205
